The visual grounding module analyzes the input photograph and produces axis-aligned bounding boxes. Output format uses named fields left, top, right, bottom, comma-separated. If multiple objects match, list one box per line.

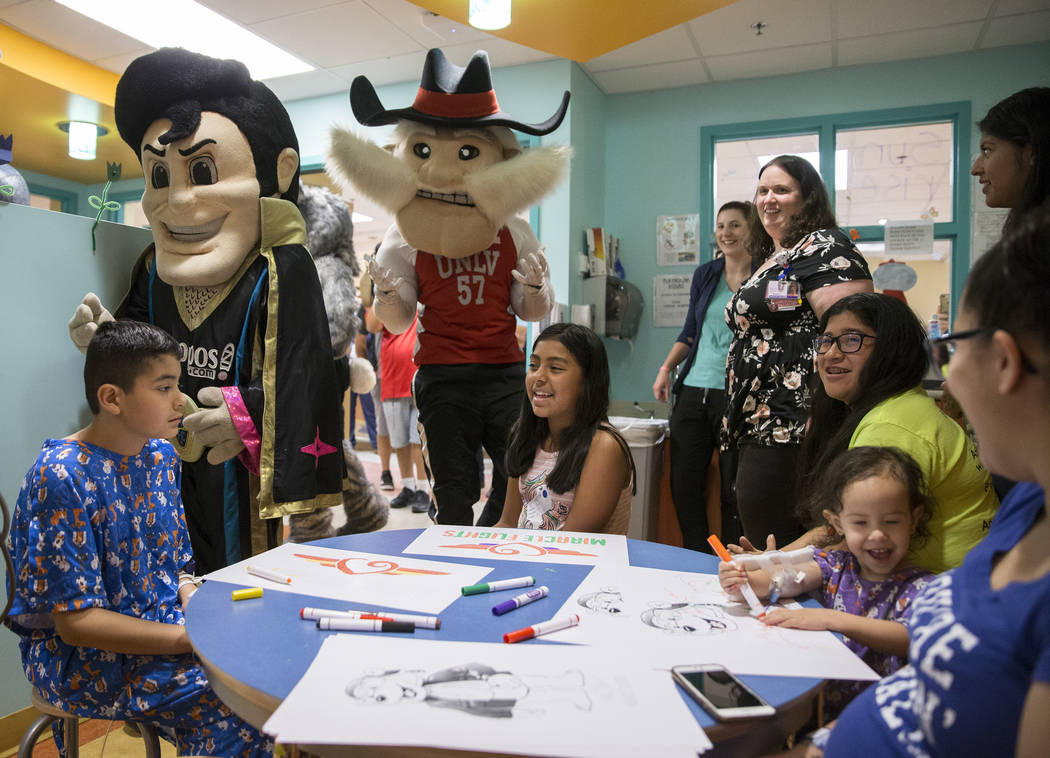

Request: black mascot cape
left=69, top=48, right=343, bottom=572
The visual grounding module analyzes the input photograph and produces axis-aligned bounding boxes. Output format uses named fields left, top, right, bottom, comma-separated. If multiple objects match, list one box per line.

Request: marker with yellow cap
left=231, top=587, right=263, bottom=601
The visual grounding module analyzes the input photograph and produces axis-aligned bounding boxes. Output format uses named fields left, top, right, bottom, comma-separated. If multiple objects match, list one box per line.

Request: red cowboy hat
left=350, top=48, right=569, bottom=136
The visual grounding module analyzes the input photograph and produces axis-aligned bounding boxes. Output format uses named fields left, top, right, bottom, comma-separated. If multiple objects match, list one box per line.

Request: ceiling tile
left=361, top=0, right=492, bottom=49
left=705, top=42, right=833, bottom=81
left=264, top=68, right=351, bottom=102
left=687, top=0, right=832, bottom=57
left=92, top=48, right=158, bottom=76
left=250, top=1, right=421, bottom=69
left=590, top=59, right=710, bottom=95
left=200, top=0, right=349, bottom=26
left=839, top=22, right=983, bottom=67
left=994, top=0, right=1050, bottom=15
left=981, top=10, right=1050, bottom=47
left=586, top=26, right=697, bottom=72
left=0, top=0, right=146, bottom=61
left=437, top=37, right=557, bottom=68
left=328, top=49, right=430, bottom=88
left=836, top=0, right=994, bottom=38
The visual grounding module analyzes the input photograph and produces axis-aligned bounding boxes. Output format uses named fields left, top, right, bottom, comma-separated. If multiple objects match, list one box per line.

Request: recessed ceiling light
left=55, top=0, right=314, bottom=80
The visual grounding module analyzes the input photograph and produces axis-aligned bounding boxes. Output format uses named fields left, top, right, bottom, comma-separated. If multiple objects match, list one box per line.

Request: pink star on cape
left=300, top=427, right=338, bottom=468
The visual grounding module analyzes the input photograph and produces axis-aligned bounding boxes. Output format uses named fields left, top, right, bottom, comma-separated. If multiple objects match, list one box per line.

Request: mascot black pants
left=414, top=362, right=524, bottom=525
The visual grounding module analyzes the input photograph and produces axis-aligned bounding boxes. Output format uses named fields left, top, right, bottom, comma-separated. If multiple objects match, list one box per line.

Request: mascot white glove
left=182, top=386, right=245, bottom=465
left=69, top=293, right=115, bottom=353
left=348, top=357, right=376, bottom=394
left=367, top=258, right=405, bottom=307
left=511, top=251, right=550, bottom=291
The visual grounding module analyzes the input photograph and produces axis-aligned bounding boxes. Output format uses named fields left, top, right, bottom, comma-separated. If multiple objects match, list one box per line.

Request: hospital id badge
left=765, top=279, right=801, bottom=311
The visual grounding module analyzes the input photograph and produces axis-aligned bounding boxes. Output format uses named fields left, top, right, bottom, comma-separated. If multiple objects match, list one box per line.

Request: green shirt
left=850, top=387, right=999, bottom=573
left=683, top=276, right=734, bottom=390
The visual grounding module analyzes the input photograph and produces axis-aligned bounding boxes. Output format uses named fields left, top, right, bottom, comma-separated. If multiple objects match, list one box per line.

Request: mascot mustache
left=327, top=127, right=570, bottom=228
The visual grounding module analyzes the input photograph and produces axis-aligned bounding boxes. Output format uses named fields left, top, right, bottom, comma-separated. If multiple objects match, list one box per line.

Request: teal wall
left=0, top=203, right=154, bottom=718
left=602, top=42, right=1050, bottom=404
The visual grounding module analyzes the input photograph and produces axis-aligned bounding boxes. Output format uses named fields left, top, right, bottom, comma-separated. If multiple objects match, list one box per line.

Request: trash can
left=609, top=416, right=669, bottom=542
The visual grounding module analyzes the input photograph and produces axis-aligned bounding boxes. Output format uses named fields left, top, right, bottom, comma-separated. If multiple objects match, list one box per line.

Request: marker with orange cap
left=504, top=614, right=580, bottom=644
left=708, top=534, right=765, bottom=617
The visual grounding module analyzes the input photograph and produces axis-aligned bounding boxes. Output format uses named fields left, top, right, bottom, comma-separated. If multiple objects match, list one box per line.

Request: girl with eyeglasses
left=793, top=292, right=997, bottom=574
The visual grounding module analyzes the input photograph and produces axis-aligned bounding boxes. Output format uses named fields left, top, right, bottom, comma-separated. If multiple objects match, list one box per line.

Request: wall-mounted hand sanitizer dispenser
left=605, top=276, right=643, bottom=339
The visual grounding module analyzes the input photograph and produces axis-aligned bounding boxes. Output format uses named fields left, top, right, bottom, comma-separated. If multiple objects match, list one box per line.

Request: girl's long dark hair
left=506, top=323, right=633, bottom=494
left=978, top=87, right=1050, bottom=234
left=797, top=293, right=929, bottom=524
left=752, top=154, right=838, bottom=258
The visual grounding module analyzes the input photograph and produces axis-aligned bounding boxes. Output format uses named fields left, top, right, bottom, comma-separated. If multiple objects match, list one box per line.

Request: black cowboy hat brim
left=350, top=76, right=570, bottom=137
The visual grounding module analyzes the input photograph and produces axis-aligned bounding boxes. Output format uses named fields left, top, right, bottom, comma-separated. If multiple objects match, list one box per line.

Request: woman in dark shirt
left=721, top=155, right=871, bottom=547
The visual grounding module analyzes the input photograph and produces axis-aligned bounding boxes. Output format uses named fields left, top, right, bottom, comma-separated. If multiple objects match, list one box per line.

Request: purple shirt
left=813, top=547, right=934, bottom=717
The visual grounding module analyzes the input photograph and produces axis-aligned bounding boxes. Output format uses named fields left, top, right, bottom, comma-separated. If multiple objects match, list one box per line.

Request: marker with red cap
left=504, top=614, right=580, bottom=644
left=708, top=534, right=766, bottom=617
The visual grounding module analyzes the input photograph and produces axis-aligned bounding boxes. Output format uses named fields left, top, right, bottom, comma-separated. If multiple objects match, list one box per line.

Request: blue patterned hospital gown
left=4, top=438, right=272, bottom=757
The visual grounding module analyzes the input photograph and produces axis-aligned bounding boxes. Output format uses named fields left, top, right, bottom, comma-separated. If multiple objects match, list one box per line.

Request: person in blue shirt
left=652, top=201, right=759, bottom=552
left=796, top=209, right=1050, bottom=757
left=4, top=320, right=271, bottom=757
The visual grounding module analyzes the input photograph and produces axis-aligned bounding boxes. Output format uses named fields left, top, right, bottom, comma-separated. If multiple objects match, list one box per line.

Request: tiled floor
left=3, top=427, right=491, bottom=757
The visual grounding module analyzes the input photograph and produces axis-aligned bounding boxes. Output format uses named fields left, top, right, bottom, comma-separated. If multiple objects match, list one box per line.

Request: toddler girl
left=496, top=323, right=635, bottom=533
left=718, top=445, right=935, bottom=718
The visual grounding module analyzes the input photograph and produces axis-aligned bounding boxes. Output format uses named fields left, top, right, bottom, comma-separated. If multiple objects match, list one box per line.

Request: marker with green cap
left=461, top=576, right=535, bottom=596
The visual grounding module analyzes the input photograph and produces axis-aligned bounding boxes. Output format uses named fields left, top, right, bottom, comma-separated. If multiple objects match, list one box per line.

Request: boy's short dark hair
left=84, top=321, right=180, bottom=414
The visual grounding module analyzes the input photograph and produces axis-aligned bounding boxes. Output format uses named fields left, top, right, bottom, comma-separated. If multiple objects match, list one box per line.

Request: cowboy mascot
left=328, top=49, right=570, bottom=526
left=68, top=48, right=345, bottom=572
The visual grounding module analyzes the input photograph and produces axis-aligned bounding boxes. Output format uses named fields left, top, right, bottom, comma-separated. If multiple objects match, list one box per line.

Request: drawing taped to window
left=346, top=664, right=593, bottom=718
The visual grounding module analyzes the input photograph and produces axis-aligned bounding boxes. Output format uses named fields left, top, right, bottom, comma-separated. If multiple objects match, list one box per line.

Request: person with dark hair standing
left=496, top=324, right=635, bottom=533
left=802, top=211, right=1050, bottom=758
left=67, top=48, right=343, bottom=572
left=972, top=87, right=1050, bottom=234
left=653, top=201, right=759, bottom=551
left=722, top=156, right=872, bottom=548
left=797, top=293, right=997, bottom=573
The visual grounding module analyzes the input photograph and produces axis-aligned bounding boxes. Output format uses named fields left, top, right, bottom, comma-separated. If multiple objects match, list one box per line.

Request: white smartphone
left=671, top=664, right=776, bottom=720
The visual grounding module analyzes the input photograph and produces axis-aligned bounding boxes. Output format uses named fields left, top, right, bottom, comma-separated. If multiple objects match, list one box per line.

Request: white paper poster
left=971, top=208, right=1009, bottom=261
left=551, top=565, right=879, bottom=682
left=653, top=274, right=692, bottom=328
left=202, top=542, right=491, bottom=614
left=403, top=525, right=629, bottom=567
left=657, top=214, right=699, bottom=266
left=263, top=636, right=713, bottom=757
left=884, top=219, right=935, bottom=256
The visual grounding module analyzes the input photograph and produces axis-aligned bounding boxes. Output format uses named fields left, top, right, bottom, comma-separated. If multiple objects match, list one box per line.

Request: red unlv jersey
left=413, top=226, right=524, bottom=366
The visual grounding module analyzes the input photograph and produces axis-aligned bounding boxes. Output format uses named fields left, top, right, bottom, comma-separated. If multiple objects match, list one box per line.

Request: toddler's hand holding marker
left=709, top=534, right=766, bottom=617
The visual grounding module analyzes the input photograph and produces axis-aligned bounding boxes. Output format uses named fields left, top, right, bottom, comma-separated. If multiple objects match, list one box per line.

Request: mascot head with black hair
left=115, top=47, right=301, bottom=286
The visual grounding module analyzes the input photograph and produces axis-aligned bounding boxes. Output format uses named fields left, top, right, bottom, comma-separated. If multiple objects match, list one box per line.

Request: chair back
left=1, top=491, right=13, bottom=624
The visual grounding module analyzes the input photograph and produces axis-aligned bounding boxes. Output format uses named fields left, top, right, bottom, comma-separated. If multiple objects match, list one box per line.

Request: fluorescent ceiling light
left=66, top=121, right=98, bottom=160
left=56, top=0, right=313, bottom=80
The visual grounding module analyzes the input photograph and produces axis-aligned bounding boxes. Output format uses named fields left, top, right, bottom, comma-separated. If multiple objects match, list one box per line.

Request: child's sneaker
left=390, top=487, right=416, bottom=509
left=379, top=470, right=395, bottom=491
left=411, top=490, right=433, bottom=514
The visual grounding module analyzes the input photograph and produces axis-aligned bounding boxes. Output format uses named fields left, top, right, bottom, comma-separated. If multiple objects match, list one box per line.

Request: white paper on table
left=201, top=542, right=491, bottom=614
left=263, top=636, right=713, bottom=756
left=403, top=524, right=629, bottom=567
left=552, top=565, right=879, bottom=682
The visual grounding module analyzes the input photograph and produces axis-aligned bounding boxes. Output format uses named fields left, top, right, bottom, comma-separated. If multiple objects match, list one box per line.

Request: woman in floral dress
left=721, top=155, right=872, bottom=546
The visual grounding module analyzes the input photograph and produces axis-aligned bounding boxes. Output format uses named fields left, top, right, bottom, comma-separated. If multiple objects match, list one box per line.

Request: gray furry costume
left=287, top=182, right=388, bottom=541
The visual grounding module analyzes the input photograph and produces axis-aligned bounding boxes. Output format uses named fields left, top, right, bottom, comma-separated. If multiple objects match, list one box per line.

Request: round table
left=187, top=529, right=823, bottom=757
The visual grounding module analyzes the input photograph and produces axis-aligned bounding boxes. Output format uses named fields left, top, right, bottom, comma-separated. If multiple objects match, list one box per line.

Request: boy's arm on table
left=561, top=430, right=631, bottom=533
left=52, top=607, right=192, bottom=656
left=494, top=477, right=524, bottom=528
left=761, top=608, right=909, bottom=657
left=1017, top=681, right=1050, bottom=758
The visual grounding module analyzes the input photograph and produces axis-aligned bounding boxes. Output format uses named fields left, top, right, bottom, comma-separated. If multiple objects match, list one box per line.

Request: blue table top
left=186, top=529, right=823, bottom=731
